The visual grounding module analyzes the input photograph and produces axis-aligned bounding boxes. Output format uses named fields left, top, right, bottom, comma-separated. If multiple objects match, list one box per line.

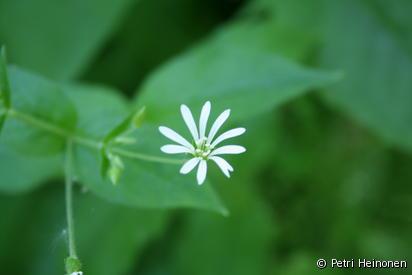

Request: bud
left=65, top=256, right=82, bottom=274
left=107, top=154, right=124, bottom=185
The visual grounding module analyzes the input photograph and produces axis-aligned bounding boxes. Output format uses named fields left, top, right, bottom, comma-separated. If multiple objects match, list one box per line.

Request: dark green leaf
left=319, top=0, right=412, bottom=151
left=0, top=0, right=134, bottom=80
left=0, top=46, right=11, bottom=133
left=171, top=183, right=274, bottom=275
left=136, top=20, right=340, bottom=125
left=0, top=186, right=168, bottom=275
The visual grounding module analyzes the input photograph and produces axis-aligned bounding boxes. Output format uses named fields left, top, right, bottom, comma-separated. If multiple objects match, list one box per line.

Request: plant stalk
left=9, top=107, right=181, bottom=165
left=64, top=140, right=82, bottom=274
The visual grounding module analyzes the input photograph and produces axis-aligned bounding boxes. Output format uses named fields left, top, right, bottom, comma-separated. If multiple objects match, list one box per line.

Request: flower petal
left=161, top=145, right=192, bottom=154
left=209, top=156, right=233, bottom=177
left=180, top=157, right=201, bottom=174
left=211, top=127, right=246, bottom=148
left=196, top=160, right=207, bottom=185
left=159, top=126, right=194, bottom=150
left=210, top=145, right=246, bottom=156
left=207, top=109, right=230, bottom=144
left=199, top=101, right=211, bottom=139
left=181, top=104, right=199, bottom=141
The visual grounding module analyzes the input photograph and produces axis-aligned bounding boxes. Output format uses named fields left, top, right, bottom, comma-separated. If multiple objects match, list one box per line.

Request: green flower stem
left=111, top=147, right=184, bottom=164
left=65, top=140, right=77, bottom=258
left=7, top=107, right=181, bottom=164
left=65, top=140, right=82, bottom=274
left=6, top=101, right=183, bottom=274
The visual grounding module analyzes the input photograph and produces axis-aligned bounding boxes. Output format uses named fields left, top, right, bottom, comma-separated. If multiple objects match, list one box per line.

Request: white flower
left=71, top=272, right=83, bottom=275
left=159, top=101, right=246, bottom=185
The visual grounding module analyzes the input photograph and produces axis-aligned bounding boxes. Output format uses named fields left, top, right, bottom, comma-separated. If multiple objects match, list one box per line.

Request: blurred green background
left=0, top=0, right=411, bottom=274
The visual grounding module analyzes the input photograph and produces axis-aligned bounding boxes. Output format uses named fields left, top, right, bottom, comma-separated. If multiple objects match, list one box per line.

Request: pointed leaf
left=1, top=66, right=77, bottom=155
left=319, top=0, right=412, bottom=152
left=135, top=20, right=340, bottom=124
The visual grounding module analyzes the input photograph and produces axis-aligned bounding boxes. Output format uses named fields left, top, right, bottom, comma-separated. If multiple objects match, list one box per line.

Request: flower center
left=193, top=137, right=213, bottom=159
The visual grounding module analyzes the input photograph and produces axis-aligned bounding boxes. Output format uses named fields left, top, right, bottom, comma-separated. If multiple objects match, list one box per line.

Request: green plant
left=3, top=1, right=411, bottom=274
left=0, top=39, right=338, bottom=272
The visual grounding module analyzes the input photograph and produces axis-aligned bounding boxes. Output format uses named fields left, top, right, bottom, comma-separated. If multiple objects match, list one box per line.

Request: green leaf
left=100, top=108, right=147, bottom=176
left=63, top=84, right=129, bottom=139
left=74, top=193, right=168, bottom=275
left=0, top=187, right=168, bottom=275
left=171, top=183, right=274, bottom=275
left=0, top=57, right=63, bottom=194
left=132, top=106, right=146, bottom=128
left=0, top=145, right=61, bottom=193
left=103, top=107, right=145, bottom=143
left=1, top=66, right=77, bottom=155
left=319, top=0, right=412, bottom=151
left=63, top=83, right=130, bottom=183
left=100, top=106, right=146, bottom=183
left=63, top=85, right=227, bottom=214
left=103, top=112, right=136, bottom=144
left=0, top=46, right=11, bottom=133
left=135, top=20, right=340, bottom=124
left=74, top=144, right=227, bottom=213
left=0, top=0, right=134, bottom=80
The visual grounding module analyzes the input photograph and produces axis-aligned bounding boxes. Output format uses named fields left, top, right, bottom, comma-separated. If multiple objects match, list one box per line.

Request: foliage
left=0, top=0, right=411, bottom=274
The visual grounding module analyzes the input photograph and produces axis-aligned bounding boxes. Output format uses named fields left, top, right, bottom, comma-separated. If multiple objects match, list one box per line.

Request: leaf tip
left=132, top=105, right=146, bottom=128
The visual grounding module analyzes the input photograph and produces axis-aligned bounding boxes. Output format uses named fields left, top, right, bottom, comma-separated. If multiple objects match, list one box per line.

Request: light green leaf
left=0, top=0, right=133, bottom=80
left=1, top=66, right=77, bottom=155
left=100, top=106, right=146, bottom=183
left=0, top=57, right=63, bottom=193
left=135, top=20, right=340, bottom=125
left=100, top=107, right=145, bottom=184
left=0, top=145, right=61, bottom=193
left=132, top=106, right=146, bottom=128
left=64, top=84, right=129, bottom=139
left=64, top=85, right=227, bottom=214
left=319, top=0, right=412, bottom=151
left=103, top=106, right=146, bottom=145
left=74, top=144, right=227, bottom=214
